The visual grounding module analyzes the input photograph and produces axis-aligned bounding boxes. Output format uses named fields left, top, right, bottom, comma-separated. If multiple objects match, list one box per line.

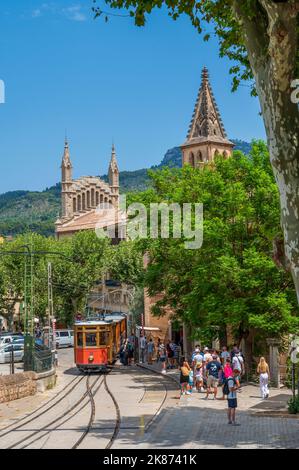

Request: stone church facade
left=55, top=142, right=119, bottom=239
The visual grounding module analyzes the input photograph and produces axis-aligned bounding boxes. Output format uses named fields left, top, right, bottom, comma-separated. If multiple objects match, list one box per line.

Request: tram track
left=1, top=364, right=179, bottom=449
left=5, top=374, right=103, bottom=449
left=72, top=374, right=97, bottom=449
left=0, top=374, right=84, bottom=439
left=21, top=374, right=105, bottom=449
left=103, top=373, right=121, bottom=449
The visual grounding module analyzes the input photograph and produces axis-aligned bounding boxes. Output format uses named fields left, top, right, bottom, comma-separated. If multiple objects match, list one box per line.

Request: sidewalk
left=137, top=362, right=293, bottom=417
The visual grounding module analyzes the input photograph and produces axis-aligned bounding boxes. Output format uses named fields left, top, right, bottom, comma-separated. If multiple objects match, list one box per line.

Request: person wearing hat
left=204, top=347, right=213, bottom=363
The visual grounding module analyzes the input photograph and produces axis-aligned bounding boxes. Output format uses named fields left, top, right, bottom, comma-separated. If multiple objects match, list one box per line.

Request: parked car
left=0, top=343, right=24, bottom=363
left=55, top=330, right=74, bottom=348
left=0, top=333, right=23, bottom=346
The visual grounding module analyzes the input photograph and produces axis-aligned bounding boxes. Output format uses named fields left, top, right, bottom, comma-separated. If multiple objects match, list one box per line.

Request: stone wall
left=0, top=372, right=37, bottom=403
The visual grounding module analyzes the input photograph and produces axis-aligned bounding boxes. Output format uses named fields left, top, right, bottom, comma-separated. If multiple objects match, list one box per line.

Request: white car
left=55, top=330, right=74, bottom=348
left=0, top=343, right=24, bottom=363
left=0, top=334, right=23, bottom=346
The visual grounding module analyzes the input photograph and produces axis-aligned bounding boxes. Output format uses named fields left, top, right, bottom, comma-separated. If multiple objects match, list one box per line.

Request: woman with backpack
left=257, top=357, right=270, bottom=399
left=221, top=358, right=233, bottom=399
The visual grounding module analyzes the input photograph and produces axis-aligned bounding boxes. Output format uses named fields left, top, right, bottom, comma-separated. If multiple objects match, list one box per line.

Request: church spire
left=108, top=143, right=119, bottom=198
left=187, top=66, right=228, bottom=141
left=61, top=138, right=72, bottom=183
left=181, top=67, right=234, bottom=166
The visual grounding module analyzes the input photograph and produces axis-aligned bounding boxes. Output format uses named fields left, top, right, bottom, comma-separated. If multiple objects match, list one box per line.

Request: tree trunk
left=234, top=1, right=299, bottom=301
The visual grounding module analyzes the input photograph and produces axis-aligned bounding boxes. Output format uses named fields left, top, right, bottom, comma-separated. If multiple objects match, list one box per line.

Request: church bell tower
left=181, top=67, right=234, bottom=167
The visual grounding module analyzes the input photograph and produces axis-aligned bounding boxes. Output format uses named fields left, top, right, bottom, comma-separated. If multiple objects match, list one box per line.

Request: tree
left=93, top=0, right=299, bottom=302
left=0, top=232, right=109, bottom=328
left=131, top=143, right=299, bottom=357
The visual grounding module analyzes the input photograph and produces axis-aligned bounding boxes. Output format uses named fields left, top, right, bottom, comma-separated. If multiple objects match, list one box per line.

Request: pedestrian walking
left=257, top=357, right=270, bottom=399
left=221, top=358, right=233, bottom=399
left=139, top=333, right=147, bottom=363
left=127, top=340, right=134, bottom=365
left=225, top=369, right=240, bottom=426
left=220, top=346, right=230, bottom=365
left=166, top=342, right=173, bottom=369
left=188, top=368, right=194, bottom=393
left=180, top=360, right=191, bottom=395
left=173, top=341, right=179, bottom=368
left=159, top=342, right=167, bottom=374
left=156, top=338, right=161, bottom=362
left=205, top=353, right=222, bottom=400
left=232, top=351, right=245, bottom=390
left=204, top=347, right=213, bottom=363
left=195, top=361, right=204, bottom=392
left=192, top=348, right=203, bottom=368
left=169, top=340, right=176, bottom=368
left=147, top=338, right=155, bottom=365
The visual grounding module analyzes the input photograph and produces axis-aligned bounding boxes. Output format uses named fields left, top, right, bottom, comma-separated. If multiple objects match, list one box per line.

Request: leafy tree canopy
left=130, top=142, right=299, bottom=344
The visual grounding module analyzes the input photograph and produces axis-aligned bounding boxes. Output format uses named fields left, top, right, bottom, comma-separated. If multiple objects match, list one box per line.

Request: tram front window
left=85, top=333, right=97, bottom=347
left=77, top=332, right=83, bottom=347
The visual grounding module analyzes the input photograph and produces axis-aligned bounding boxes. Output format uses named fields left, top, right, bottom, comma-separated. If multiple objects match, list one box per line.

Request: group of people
left=119, top=333, right=183, bottom=371
left=180, top=345, right=270, bottom=426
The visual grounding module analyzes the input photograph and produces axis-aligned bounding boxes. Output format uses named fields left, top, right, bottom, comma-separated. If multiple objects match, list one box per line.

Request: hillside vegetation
left=0, top=140, right=252, bottom=237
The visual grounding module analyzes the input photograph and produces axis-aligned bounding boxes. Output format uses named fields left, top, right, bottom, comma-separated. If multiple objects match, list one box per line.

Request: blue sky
left=0, top=0, right=266, bottom=193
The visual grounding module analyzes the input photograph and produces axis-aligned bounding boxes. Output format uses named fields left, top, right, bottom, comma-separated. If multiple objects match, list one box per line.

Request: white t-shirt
left=232, top=355, right=243, bottom=372
left=140, top=337, right=147, bottom=349
left=193, top=353, right=203, bottom=364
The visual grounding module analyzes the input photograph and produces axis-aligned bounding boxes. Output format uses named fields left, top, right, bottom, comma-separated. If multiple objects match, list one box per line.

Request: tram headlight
left=88, top=354, right=94, bottom=363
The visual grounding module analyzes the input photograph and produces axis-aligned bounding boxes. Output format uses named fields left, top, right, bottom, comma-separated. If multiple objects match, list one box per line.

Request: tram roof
left=75, top=314, right=126, bottom=326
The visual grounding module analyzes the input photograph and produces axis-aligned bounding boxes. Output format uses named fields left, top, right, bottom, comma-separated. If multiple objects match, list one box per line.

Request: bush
left=288, top=395, right=299, bottom=414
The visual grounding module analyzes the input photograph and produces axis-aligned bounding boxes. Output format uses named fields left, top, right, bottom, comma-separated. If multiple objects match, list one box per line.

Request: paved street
left=0, top=349, right=298, bottom=449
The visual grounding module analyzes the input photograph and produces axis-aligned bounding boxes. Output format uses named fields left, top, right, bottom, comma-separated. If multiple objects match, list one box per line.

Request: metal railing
left=24, top=337, right=54, bottom=373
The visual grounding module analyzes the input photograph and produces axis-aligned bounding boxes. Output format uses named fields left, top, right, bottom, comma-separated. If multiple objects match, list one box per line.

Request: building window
left=77, top=195, right=81, bottom=211
left=82, top=193, right=86, bottom=210
left=87, top=191, right=90, bottom=208
left=189, top=152, right=195, bottom=166
left=73, top=198, right=77, bottom=212
left=96, top=192, right=99, bottom=206
left=91, top=188, right=95, bottom=206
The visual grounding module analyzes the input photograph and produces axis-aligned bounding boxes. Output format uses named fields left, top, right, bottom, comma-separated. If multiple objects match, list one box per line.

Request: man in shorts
left=227, top=369, right=240, bottom=425
left=205, top=353, right=222, bottom=399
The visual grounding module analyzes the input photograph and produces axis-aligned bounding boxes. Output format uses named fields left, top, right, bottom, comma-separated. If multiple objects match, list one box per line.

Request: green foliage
left=129, top=142, right=299, bottom=343
left=0, top=230, right=144, bottom=327
left=288, top=395, right=299, bottom=414
left=105, top=241, right=144, bottom=285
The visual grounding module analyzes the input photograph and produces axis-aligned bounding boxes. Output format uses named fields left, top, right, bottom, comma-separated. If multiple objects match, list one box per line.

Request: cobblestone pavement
left=114, top=363, right=298, bottom=449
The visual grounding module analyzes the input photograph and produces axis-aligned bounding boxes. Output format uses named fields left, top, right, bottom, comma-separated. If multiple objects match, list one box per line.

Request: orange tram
left=74, top=313, right=126, bottom=372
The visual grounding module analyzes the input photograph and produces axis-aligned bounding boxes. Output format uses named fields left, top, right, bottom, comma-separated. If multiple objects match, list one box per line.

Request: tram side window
left=99, top=331, right=110, bottom=345
left=77, top=332, right=83, bottom=347
left=85, top=333, right=97, bottom=347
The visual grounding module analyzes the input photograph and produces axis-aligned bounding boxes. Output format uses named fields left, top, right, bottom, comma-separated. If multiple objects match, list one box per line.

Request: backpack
left=223, top=376, right=236, bottom=396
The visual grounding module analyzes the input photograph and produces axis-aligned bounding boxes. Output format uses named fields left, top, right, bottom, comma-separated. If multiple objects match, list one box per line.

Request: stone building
left=55, top=141, right=120, bottom=239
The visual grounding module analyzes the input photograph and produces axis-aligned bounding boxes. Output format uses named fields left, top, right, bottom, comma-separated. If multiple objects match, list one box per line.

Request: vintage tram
left=74, top=313, right=126, bottom=372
